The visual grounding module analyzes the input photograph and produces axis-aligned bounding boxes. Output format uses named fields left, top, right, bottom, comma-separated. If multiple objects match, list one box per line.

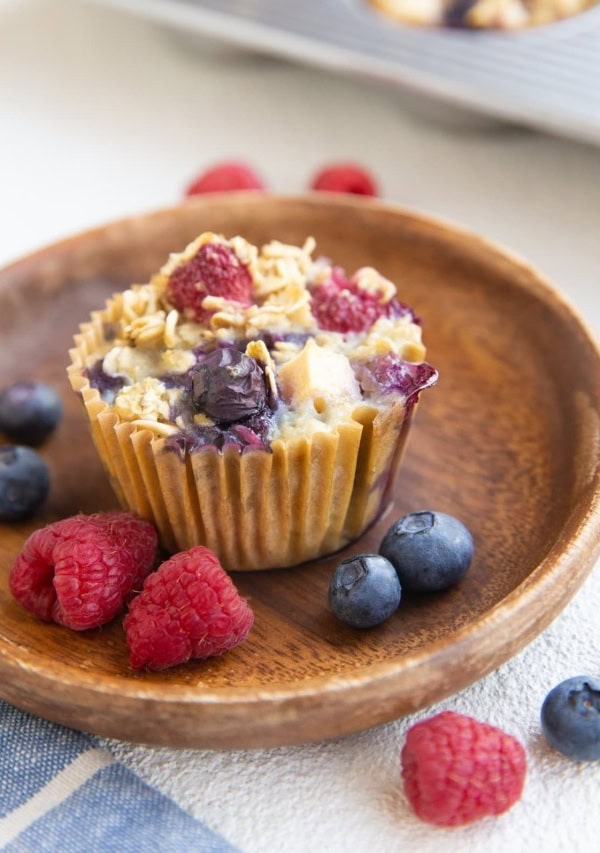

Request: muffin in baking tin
left=370, top=0, right=597, bottom=28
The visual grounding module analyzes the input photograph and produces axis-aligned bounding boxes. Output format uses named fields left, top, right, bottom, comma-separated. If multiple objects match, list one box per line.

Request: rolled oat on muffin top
left=68, top=234, right=437, bottom=570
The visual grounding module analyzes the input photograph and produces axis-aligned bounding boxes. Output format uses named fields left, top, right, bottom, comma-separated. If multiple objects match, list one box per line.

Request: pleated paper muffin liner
left=68, top=298, right=415, bottom=570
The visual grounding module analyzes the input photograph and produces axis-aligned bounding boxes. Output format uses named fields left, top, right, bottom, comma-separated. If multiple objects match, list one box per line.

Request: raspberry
left=185, top=161, right=264, bottom=196
left=310, top=267, right=407, bottom=333
left=401, top=711, right=526, bottom=826
left=9, top=512, right=158, bottom=630
left=124, top=546, right=254, bottom=671
left=167, top=242, right=253, bottom=323
left=310, top=163, right=377, bottom=196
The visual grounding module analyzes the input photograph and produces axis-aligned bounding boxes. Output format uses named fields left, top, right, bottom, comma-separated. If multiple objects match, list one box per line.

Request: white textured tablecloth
left=1, top=2, right=599, bottom=851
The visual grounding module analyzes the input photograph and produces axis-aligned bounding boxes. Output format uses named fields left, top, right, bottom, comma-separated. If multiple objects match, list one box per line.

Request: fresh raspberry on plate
left=310, top=163, right=377, bottom=196
left=185, top=161, right=265, bottom=196
left=124, top=545, right=254, bottom=671
left=167, top=241, right=253, bottom=323
left=310, top=267, right=407, bottom=333
left=9, top=512, right=158, bottom=630
left=401, top=711, right=526, bottom=826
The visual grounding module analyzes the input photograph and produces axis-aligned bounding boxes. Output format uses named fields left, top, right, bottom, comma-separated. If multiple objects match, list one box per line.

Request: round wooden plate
left=1, top=195, right=599, bottom=749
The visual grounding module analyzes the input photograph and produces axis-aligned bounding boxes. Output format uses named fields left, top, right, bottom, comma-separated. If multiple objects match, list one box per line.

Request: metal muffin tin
left=92, top=0, right=600, bottom=145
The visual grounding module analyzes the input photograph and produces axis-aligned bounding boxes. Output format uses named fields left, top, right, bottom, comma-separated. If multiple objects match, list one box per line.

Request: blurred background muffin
left=370, top=0, right=597, bottom=28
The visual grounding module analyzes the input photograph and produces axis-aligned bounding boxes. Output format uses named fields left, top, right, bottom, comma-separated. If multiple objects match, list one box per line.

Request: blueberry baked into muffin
left=370, top=0, right=597, bottom=28
left=68, top=234, right=436, bottom=570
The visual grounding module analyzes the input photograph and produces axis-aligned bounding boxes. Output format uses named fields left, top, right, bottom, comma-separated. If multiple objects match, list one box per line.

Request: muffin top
left=85, top=234, right=436, bottom=453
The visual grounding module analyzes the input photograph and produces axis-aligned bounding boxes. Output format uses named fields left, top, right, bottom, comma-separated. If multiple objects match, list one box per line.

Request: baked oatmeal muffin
left=68, top=234, right=436, bottom=570
left=370, top=0, right=596, bottom=28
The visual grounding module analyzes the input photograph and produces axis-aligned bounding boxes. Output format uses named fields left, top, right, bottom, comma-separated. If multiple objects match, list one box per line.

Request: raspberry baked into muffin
left=370, top=0, right=596, bottom=28
left=68, top=234, right=436, bottom=570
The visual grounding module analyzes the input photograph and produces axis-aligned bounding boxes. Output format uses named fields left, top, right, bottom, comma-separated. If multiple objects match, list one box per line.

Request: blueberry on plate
left=541, top=676, right=600, bottom=761
left=328, top=554, right=401, bottom=629
left=379, top=510, right=473, bottom=592
left=0, top=381, right=63, bottom=446
left=0, top=445, right=50, bottom=521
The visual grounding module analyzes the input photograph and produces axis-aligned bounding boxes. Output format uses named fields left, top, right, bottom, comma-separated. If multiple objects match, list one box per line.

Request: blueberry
left=355, top=356, right=438, bottom=401
left=541, top=676, right=600, bottom=761
left=444, top=0, right=478, bottom=26
left=0, top=445, right=50, bottom=521
left=379, top=510, right=473, bottom=592
left=86, top=360, right=126, bottom=399
left=0, top=381, right=63, bottom=446
left=192, top=347, right=267, bottom=423
left=328, top=554, right=401, bottom=628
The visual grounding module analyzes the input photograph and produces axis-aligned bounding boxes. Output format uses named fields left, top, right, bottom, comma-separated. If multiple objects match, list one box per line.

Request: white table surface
left=1, top=2, right=599, bottom=851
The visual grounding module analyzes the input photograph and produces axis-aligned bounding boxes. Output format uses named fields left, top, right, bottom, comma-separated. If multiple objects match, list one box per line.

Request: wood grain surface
left=0, top=194, right=599, bottom=748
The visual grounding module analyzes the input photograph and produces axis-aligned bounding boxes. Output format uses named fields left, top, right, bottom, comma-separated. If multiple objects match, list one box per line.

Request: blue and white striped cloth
left=0, top=702, right=236, bottom=852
